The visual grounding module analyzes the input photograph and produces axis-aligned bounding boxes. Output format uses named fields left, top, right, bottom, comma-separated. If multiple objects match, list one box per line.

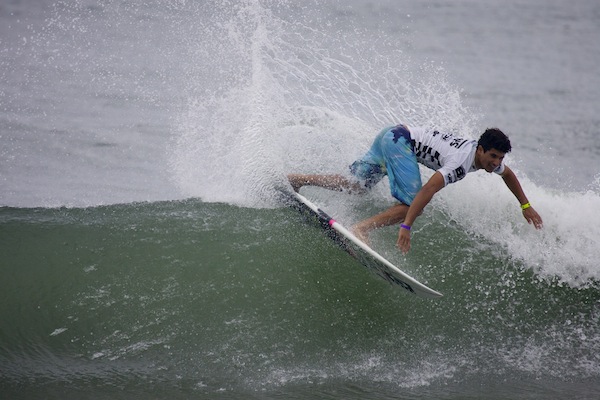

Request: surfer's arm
left=397, top=172, right=445, bottom=254
left=500, top=166, right=543, bottom=229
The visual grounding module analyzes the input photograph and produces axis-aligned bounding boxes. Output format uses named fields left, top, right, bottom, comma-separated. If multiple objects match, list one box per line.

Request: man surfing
left=288, top=124, right=543, bottom=254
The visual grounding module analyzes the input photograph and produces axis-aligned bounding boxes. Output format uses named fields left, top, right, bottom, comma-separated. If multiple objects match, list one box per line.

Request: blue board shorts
left=349, top=125, right=422, bottom=205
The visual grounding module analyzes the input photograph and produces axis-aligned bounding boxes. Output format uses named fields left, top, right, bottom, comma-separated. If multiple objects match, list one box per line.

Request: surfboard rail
left=289, top=191, right=443, bottom=299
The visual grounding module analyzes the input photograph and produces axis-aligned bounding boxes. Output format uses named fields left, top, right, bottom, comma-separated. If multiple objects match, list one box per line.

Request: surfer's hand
left=523, top=207, right=543, bottom=230
left=397, top=228, right=411, bottom=254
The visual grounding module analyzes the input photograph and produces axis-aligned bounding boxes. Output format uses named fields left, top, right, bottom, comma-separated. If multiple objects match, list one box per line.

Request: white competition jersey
left=409, top=126, right=505, bottom=186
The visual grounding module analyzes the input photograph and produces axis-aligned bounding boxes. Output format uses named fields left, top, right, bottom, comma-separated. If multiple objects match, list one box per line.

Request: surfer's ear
left=475, top=144, right=484, bottom=155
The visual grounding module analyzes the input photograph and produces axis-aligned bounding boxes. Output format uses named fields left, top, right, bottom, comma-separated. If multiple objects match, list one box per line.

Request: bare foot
left=287, top=174, right=303, bottom=192
left=351, top=224, right=372, bottom=247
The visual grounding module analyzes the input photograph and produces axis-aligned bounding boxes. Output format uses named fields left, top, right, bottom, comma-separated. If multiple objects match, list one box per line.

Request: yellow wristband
left=520, top=202, right=531, bottom=210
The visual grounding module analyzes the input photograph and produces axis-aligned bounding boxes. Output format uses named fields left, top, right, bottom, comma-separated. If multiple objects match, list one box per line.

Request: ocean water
left=1, top=0, right=600, bottom=398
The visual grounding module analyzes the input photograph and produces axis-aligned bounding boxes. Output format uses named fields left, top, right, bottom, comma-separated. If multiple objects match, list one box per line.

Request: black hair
left=478, top=128, right=511, bottom=153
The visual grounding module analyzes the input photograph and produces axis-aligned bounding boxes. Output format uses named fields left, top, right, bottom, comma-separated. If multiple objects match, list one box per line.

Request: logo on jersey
left=446, top=166, right=466, bottom=184
left=433, top=130, right=468, bottom=149
left=414, top=143, right=441, bottom=168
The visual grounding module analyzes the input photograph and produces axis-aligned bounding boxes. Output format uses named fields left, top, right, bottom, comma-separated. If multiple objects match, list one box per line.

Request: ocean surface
left=2, top=0, right=600, bottom=398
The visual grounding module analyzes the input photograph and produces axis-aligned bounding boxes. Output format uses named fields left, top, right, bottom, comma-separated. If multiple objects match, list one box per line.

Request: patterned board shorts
left=349, top=125, right=422, bottom=205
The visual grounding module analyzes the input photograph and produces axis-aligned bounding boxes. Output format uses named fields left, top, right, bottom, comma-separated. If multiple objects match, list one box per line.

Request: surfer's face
left=476, top=146, right=506, bottom=172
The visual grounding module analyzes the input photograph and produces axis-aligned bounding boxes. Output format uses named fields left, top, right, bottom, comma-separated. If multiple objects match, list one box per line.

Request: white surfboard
left=289, top=191, right=442, bottom=299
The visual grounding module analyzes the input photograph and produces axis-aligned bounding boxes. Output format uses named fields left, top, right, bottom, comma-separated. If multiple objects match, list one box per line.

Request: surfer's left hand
left=523, top=207, right=543, bottom=229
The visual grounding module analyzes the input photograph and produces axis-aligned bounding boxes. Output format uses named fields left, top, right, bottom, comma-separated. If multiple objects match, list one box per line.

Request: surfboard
left=288, top=191, right=443, bottom=299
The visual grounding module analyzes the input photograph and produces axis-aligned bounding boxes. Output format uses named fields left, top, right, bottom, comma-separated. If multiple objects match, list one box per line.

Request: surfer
left=288, top=125, right=543, bottom=253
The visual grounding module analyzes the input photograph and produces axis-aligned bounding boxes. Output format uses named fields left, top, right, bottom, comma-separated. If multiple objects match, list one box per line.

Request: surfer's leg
left=381, top=127, right=422, bottom=206
left=289, top=128, right=389, bottom=194
left=287, top=174, right=366, bottom=193
left=351, top=203, right=409, bottom=245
